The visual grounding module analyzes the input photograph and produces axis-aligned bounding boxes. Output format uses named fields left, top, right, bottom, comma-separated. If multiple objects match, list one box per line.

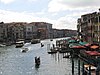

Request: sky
left=0, top=0, right=100, bottom=30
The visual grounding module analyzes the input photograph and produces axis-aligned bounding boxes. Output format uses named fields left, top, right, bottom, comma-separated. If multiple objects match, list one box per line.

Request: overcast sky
left=0, top=0, right=100, bottom=30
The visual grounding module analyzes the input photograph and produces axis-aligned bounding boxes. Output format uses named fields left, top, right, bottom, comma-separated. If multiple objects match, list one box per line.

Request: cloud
left=48, top=0, right=100, bottom=12
left=0, top=9, right=55, bottom=25
left=54, top=15, right=77, bottom=30
left=1, top=8, right=98, bottom=30
left=0, top=10, right=34, bottom=22
left=1, top=9, right=77, bottom=30
left=28, top=0, right=38, bottom=2
left=0, top=0, right=39, bottom=4
left=0, top=0, right=15, bottom=4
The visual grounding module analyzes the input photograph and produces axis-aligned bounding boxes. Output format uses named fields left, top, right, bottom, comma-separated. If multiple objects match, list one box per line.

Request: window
left=95, top=17, right=98, bottom=23
left=28, top=28, right=30, bottom=30
left=99, top=16, right=100, bottom=22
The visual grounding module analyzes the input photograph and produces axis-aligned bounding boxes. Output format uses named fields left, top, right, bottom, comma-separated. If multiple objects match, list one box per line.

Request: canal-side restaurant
left=55, top=37, right=100, bottom=75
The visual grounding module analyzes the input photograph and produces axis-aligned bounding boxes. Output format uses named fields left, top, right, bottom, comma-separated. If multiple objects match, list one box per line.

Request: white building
left=24, top=22, right=38, bottom=40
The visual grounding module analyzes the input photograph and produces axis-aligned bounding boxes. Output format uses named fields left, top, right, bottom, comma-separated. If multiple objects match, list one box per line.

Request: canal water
left=0, top=38, right=79, bottom=75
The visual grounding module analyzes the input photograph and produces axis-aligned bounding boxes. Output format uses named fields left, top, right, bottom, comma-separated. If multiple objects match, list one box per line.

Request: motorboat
left=16, top=41, right=24, bottom=48
left=48, top=48, right=57, bottom=54
left=0, top=44, right=6, bottom=47
left=31, top=39, right=40, bottom=44
left=22, top=47, right=28, bottom=53
left=50, top=39, right=53, bottom=41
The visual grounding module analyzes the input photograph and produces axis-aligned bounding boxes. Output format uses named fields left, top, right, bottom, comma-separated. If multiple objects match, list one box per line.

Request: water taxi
left=16, top=41, right=24, bottom=48
left=22, top=47, right=28, bottom=53
left=31, top=39, right=40, bottom=44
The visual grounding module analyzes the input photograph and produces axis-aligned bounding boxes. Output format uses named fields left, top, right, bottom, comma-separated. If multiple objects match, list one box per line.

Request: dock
left=47, top=37, right=100, bottom=75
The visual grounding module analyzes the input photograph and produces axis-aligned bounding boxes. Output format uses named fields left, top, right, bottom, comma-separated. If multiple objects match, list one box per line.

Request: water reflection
left=0, top=38, right=78, bottom=75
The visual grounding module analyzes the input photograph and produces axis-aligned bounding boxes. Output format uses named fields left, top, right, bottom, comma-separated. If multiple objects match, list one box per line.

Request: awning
left=90, top=45, right=99, bottom=49
left=68, top=40, right=76, bottom=43
left=79, top=41, right=90, bottom=46
left=72, top=45, right=85, bottom=48
left=69, top=43, right=85, bottom=49
left=85, top=51, right=100, bottom=56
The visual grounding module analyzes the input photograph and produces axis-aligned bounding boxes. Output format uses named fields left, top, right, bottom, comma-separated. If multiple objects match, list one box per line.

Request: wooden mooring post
left=78, top=59, right=80, bottom=75
left=47, top=44, right=50, bottom=52
left=72, top=55, right=74, bottom=75
left=96, top=64, right=100, bottom=75
left=88, top=64, right=91, bottom=75
left=96, top=57, right=100, bottom=75
left=82, top=62, right=84, bottom=75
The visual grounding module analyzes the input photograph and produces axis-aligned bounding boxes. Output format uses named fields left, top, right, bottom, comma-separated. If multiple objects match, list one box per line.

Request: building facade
left=34, top=22, right=53, bottom=39
left=0, top=22, right=8, bottom=43
left=77, top=9, right=100, bottom=43
left=53, top=29, right=77, bottom=38
left=0, top=22, right=53, bottom=43
left=24, top=22, right=38, bottom=40
left=0, top=21, right=77, bottom=44
left=11, top=22, right=26, bottom=42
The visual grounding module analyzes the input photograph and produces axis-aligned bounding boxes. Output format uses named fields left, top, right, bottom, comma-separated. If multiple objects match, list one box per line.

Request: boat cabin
left=16, top=41, right=24, bottom=48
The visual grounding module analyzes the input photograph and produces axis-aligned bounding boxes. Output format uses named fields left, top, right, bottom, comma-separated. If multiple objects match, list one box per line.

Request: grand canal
left=0, top=38, right=79, bottom=75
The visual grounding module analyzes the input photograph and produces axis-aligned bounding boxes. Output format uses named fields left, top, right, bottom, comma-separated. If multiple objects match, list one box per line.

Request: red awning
left=85, top=51, right=100, bottom=56
left=85, top=43, right=90, bottom=46
left=72, top=46, right=85, bottom=48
